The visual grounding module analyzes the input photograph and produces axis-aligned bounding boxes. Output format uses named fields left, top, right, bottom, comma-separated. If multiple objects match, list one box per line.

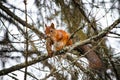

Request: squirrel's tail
left=74, top=45, right=103, bottom=70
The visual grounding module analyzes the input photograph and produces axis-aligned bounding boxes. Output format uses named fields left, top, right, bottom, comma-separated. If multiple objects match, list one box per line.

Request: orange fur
left=45, top=23, right=103, bottom=70
left=45, top=23, right=72, bottom=56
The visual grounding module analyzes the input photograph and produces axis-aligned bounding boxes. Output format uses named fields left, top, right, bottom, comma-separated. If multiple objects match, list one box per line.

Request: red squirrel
left=45, top=23, right=103, bottom=70
left=45, top=23, right=72, bottom=53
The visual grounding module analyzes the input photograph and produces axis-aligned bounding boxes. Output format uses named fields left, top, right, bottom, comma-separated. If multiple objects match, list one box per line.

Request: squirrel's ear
left=45, top=24, right=47, bottom=28
left=51, top=23, right=55, bottom=29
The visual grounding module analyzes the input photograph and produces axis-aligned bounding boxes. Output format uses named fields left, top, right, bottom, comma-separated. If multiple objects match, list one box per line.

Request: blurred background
left=0, top=0, right=120, bottom=80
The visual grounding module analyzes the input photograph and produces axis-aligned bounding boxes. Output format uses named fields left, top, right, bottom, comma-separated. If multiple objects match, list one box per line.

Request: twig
left=24, top=0, right=28, bottom=80
left=109, top=31, right=120, bottom=36
left=72, top=0, right=98, bottom=34
left=19, top=70, right=39, bottom=80
left=69, top=23, right=85, bottom=40
left=0, top=3, right=45, bottom=39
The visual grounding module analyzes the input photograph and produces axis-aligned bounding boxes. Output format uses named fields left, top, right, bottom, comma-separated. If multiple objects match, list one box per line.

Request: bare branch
left=67, top=18, right=120, bottom=51
left=0, top=55, right=49, bottom=76
left=0, top=3, right=45, bottom=39
left=0, top=18, right=119, bottom=76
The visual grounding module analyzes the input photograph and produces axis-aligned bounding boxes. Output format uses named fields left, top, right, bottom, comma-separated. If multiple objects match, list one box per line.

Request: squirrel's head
left=45, top=23, right=56, bottom=37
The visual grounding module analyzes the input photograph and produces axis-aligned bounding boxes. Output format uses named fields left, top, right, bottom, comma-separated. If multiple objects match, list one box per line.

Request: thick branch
left=0, top=55, right=49, bottom=76
left=67, top=18, right=120, bottom=51
left=0, top=18, right=119, bottom=76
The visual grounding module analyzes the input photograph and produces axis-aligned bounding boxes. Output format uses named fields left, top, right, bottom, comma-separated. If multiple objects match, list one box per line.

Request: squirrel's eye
left=50, top=30, right=53, bottom=32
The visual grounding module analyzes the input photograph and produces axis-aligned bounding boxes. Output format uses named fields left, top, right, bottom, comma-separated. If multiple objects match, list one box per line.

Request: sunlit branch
left=0, top=18, right=119, bottom=76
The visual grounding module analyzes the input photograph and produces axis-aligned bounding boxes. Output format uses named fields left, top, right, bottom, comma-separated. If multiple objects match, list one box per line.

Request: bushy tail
left=74, top=45, right=103, bottom=70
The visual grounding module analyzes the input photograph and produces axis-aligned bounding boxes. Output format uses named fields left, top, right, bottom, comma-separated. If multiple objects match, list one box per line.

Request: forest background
left=0, top=0, right=120, bottom=80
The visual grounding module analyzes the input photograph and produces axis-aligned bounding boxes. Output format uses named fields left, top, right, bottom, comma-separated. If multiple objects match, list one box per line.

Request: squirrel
left=45, top=23, right=72, bottom=56
left=45, top=23, right=103, bottom=70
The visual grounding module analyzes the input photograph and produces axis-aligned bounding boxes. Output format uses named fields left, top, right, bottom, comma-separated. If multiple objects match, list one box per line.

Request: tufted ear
left=51, top=23, right=55, bottom=29
left=45, top=24, right=47, bottom=28
left=44, top=24, right=48, bottom=33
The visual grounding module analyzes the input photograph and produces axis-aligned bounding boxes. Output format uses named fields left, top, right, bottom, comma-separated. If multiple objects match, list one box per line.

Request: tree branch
left=0, top=55, right=49, bottom=76
left=0, top=18, right=119, bottom=76
left=72, top=0, right=98, bottom=34
left=0, top=3, right=45, bottom=39
left=67, top=18, right=120, bottom=51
